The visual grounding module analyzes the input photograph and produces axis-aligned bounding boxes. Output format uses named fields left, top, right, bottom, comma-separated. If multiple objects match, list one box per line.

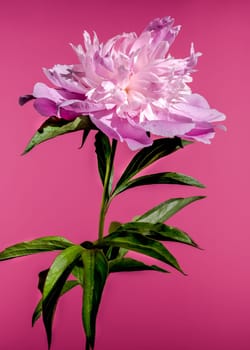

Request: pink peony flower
left=29, top=17, right=225, bottom=150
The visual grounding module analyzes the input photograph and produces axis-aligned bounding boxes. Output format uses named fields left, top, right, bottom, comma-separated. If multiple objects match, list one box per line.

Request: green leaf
left=102, top=231, right=183, bottom=273
left=23, top=116, right=95, bottom=154
left=103, top=245, right=128, bottom=261
left=72, top=262, right=84, bottom=286
left=135, top=196, right=205, bottom=224
left=103, top=221, right=128, bottom=260
left=103, top=246, right=120, bottom=260
left=94, top=131, right=111, bottom=185
left=0, top=236, right=73, bottom=261
left=32, top=280, right=79, bottom=326
left=38, top=268, right=50, bottom=293
left=32, top=299, right=43, bottom=327
left=108, top=221, right=122, bottom=233
left=42, top=245, right=84, bottom=348
left=114, top=137, right=191, bottom=192
left=81, top=249, right=108, bottom=349
left=113, top=172, right=205, bottom=196
left=79, top=129, right=91, bottom=149
left=109, top=257, right=168, bottom=273
left=113, top=222, right=198, bottom=247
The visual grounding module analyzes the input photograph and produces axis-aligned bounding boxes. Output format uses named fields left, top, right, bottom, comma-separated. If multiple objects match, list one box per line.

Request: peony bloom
left=27, top=17, right=225, bottom=150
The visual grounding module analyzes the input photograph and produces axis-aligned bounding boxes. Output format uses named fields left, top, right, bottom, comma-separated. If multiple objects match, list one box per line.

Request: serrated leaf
left=94, top=131, right=111, bottom=185
left=135, top=196, right=205, bottom=224
left=23, top=115, right=95, bottom=154
left=0, top=236, right=73, bottom=261
left=113, top=172, right=205, bottom=196
left=109, top=257, right=168, bottom=273
left=102, top=231, right=183, bottom=273
left=114, top=222, right=198, bottom=247
left=81, top=249, right=108, bottom=349
left=114, top=137, right=191, bottom=191
left=42, top=245, right=84, bottom=348
left=32, top=280, right=79, bottom=326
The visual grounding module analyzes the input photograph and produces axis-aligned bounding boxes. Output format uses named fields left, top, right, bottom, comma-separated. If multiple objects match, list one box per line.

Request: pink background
left=0, top=0, right=249, bottom=349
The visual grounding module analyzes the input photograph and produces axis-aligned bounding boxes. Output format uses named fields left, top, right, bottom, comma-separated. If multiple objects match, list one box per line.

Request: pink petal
left=33, top=98, right=57, bottom=117
left=171, top=93, right=226, bottom=122
left=142, top=114, right=195, bottom=137
left=33, top=82, right=62, bottom=103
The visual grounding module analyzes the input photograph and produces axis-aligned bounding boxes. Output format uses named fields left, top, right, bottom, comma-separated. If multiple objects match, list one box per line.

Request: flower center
left=124, top=86, right=131, bottom=95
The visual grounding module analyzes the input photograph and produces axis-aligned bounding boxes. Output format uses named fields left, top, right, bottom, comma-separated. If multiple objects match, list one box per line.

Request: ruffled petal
left=26, top=17, right=225, bottom=149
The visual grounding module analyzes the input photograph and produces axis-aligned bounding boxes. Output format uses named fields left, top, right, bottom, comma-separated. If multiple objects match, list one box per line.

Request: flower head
left=29, top=17, right=225, bottom=150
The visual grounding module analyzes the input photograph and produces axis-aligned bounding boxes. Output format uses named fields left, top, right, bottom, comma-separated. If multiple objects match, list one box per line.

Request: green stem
left=85, top=340, right=90, bottom=350
left=98, top=139, right=117, bottom=241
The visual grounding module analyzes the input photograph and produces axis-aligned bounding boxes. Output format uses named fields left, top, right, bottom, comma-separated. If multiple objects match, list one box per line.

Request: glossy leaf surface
left=23, top=116, right=94, bottom=154
left=32, top=280, right=79, bottom=326
left=94, top=131, right=111, bottom=185
left=109, top=257, right=168, bottom=273
left=81, top=249, right=108, bottom=349
left=0, top=236, right=73, bottom=261
left=102, top=231, right=183, bottom=273
left=114, top=137, right=191, bottom=191
left=113, top=222, right=198, bottom=247
left=42, top=245, right=84, bottom=348
left=113, top=172, right=205, bottom=196
left=135, top=196, right=205, bottom=224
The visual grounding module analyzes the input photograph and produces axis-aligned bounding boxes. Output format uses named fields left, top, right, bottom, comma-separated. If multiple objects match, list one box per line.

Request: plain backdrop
left=0, top=0, right=249, bottom=349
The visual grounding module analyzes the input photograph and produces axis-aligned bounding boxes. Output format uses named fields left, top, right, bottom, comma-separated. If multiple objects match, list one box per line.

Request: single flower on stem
left=3, top=16, right=226, bottom=350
